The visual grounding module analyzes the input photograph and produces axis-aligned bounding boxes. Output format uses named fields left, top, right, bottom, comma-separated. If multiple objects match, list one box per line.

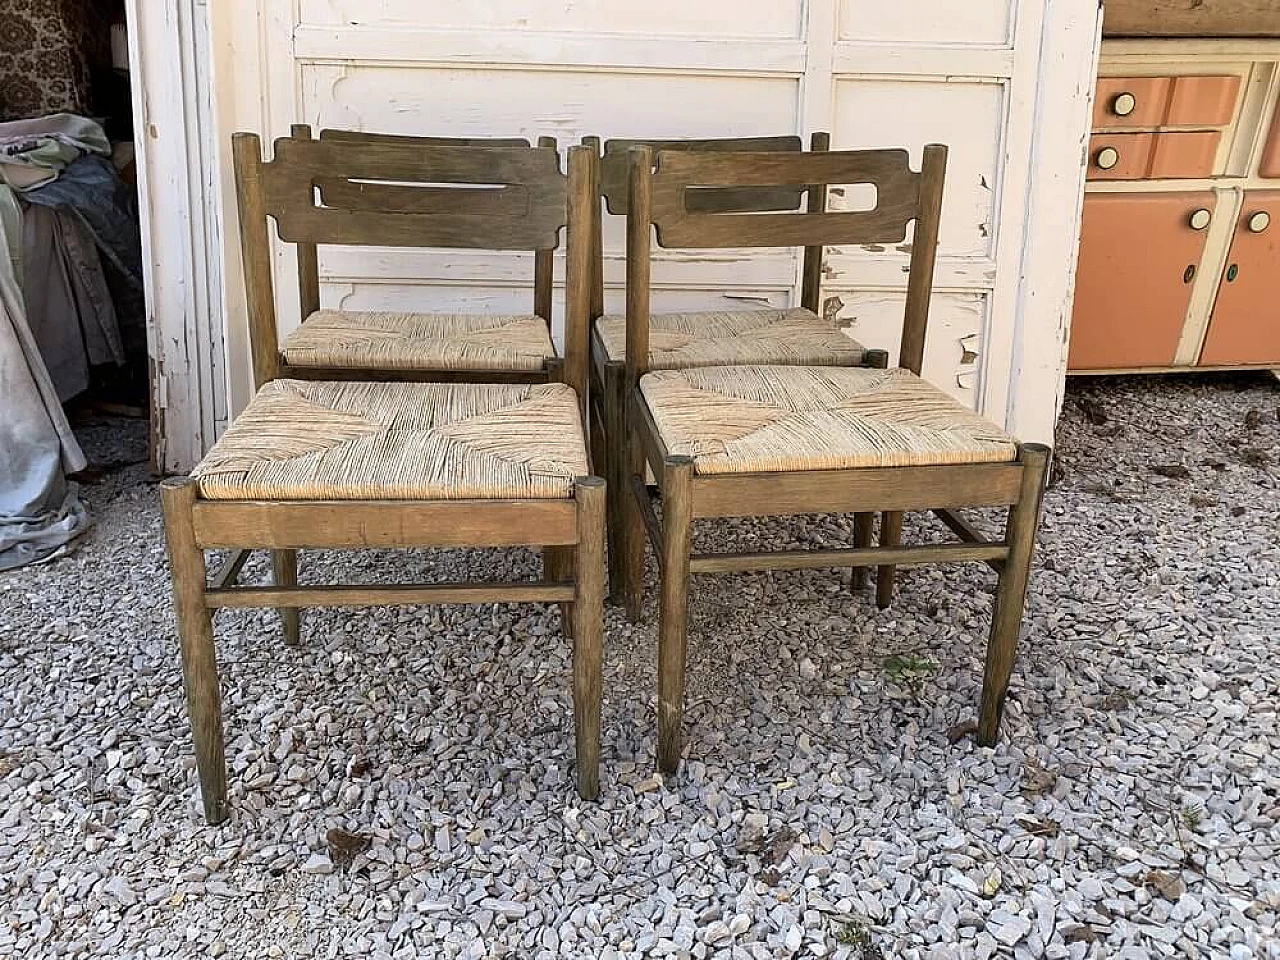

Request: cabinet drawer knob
left=1247, top=211, right=1270, bottom=233
left=1112, top=92, right=1137, bottom=116
left=1188, top=208, right=1212, bottom=230
left=1096, top=146, right=1120, bottom=170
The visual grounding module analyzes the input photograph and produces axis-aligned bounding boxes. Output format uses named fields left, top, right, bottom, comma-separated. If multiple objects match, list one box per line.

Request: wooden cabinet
left=1198, top=192, right=1280, bottom=364
left=1070, top=193, right=1216, bottom=369
left=1070, top=43, right=1280, bottom=372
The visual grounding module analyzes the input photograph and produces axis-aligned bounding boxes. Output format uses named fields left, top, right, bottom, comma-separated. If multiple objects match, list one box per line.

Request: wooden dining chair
left=617, top=144, right=1051, bottom=771
left=580, top=134, right=884, bottom=603
left=160, top=137, right=604, bottom=824
left=247, top=125, right=568, bottom=386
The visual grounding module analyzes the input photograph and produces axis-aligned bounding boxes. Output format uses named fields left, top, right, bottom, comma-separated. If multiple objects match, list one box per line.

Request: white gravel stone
left=1, top=380, right=1277, bottom=958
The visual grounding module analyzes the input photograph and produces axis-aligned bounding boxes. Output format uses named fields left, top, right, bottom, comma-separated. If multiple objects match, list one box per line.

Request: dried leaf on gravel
left=1244, top=409, right=1261, bottom=430
left=1021, top=760, right=1059, bottom=797
left=1150, top=464, right=1191, bottom=479
left=1063, top=925, right=1101, bottom=945
left=1189, top=495, right=1219, bottom=508
left=1232, top=506, right=1247, bottom=517
left=1146, top=869, right=1186, bottom=902
left=326, top=828, right=372, bottom=870
left=1016, top=815, right=1061, bottom=838
left=760, top=826, right=797, bottom=866
left=1077, top=397, right=1109, bottom=425
left=946, top=720, right=978, bottom=744
left=1238, top=448, right=1271, bottom=468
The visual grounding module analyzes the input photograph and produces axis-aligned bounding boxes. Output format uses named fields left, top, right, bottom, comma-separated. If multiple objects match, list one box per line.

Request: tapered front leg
left=656, top=456, right=694, bottom=774
left=160, top=479, right=228, bottom=825
left=571, top=478, right=606, bottom=800
left=978, top=445, right=1050, bottom=746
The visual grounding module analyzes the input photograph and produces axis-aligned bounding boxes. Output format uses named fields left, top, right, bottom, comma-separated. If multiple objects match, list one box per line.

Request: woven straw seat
left=594, top=308, right=865, bottom=369
left=281, top=310, right=557, bottom=372
left=192, top=379, right=589, bottom=500
left=641, top=365, right=1017, bottom=475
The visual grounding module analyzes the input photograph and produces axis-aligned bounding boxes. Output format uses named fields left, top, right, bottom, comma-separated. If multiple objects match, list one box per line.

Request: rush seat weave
left=594, top=308, right=865, bottom=369
left=281, top=310, right=557, bottom=372
left=192, top=379, right=589, bottom=500
left=640, top=365, right=1017, bottom=475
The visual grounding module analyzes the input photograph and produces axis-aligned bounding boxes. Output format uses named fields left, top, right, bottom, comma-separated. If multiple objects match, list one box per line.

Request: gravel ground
left=0, top=374, right=1277, bottom=960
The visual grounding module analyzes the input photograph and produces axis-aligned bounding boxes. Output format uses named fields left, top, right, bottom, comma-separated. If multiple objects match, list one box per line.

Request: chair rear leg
left=271, top=549, right=301, bottom=645
left=656, top=456, right=694, bottom=774
left=620, top=441, right=647, bottom=624
left=875, top=511, right=904, bottom=608
left=160, top=479, right=228, bottom=825
left=603, top=363, right=627, bottom=606
left=978, top=445, right=1050, bottom=746
left=571, top=478, right=606, bottom=800
left=851, top=512, right=874, bottom=590
left=544, top=545, right=576, bottom=639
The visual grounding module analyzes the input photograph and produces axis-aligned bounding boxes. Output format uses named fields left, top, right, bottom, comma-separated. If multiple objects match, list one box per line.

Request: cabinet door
left=1198, top=192, right=1280, bottom=365
left=1093, top=78, right=1171, bottom=128
left=1261, top=104, right=1280, bottom=178
left=1069, top=192, right=1215, bottom=370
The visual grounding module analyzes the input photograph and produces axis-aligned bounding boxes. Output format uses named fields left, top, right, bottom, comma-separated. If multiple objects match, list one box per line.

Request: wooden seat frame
left=580, top=133, right=887, bottom=603
left=616, top=144, right=1051, bottom=771
left=161, top=140, right=604, bottom=824
left=242, top=125, right=571, bottom=386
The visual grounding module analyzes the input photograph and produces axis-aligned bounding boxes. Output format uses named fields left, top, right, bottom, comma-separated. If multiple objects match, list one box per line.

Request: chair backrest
left=233, top=130, right=595, bottom=395
left=623, top=143, right=947, bottom=387
left=583, top=134, right=827, bottom=317
left=302, top=128, right=560, bottom=326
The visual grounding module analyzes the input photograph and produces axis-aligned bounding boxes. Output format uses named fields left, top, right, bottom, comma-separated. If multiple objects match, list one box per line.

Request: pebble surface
left=0, top=374, right=1277, bottom=959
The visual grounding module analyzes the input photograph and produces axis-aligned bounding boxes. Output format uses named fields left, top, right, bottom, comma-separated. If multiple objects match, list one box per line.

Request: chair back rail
left=624, top=142, right=948, bottom=382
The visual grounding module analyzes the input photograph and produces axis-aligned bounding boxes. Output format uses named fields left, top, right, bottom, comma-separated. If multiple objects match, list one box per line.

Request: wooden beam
left=209, top=548, right=250, bottom=589
left=692, top=463, right=1024, bottom=519
left=932, top=508, right=1004, bottom=572
left=688, top=542, right=1008, bottom=574
left=192, top=499, right=578, bottom=549
left=205, top=582, right=576, bottom=609
left=1103, top=0, right=1280, bottom=38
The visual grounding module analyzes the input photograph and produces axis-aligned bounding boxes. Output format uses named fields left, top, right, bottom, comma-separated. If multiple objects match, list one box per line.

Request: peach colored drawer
left=1086, top=134, right=1153, bottom=180
left=1165, top=76, right=1240, bottom=126
left=1093, top=78, right=1171, bottom=128
left=1262, top=104, right=1280, bottom=178
left=1148, top=131, right=1220, bottom=178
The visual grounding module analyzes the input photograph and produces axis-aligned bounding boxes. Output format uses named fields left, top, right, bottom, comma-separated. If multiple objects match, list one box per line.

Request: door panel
left=1148, top=131, right=1220, bottom=178
left=1166, top=75, right=1240, bottom=126
left=1093, top=77, right=1171, bottom=128
left=1198, top=192, right=1280, bottom=365
left=1069, top=192, right=1216, bottom=370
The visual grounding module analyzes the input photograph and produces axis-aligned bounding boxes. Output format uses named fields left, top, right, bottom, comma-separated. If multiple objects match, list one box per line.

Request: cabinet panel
left=1086, top=133, right=1153, bottom=180
left=1148, top=131, right=1220, bottom=178
left=1198, top=192, right=1280, bottom=365
left=1069, top=192, right=1216, bottom=370
left=1093, top=77, right=1171, bottom=128
left=1165, top=75, right=1240, bottom=126
left=1261, top=103, right=1280, bottom=178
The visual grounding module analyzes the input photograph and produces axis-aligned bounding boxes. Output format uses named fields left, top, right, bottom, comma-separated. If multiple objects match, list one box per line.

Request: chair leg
left=875, top=511, right=904, bottom=609
left=978, top=445, right=1050, bottom=746
left=271, top=549, right=301, bottom=646
left=620, top=440, right=647, bottom=624
left=603, top=363, right=627, bottom=606
left=160, top=479, right=228, bottom=825
left=851, top=512, right=874, bottom=590
left=656, top=456, right=694, bottom=774
left=571, top=478, right=606, bottom=800
left=544, top=545, right=575, bottom=639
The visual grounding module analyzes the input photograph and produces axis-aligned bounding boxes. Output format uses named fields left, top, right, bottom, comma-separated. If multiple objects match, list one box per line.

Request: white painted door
left=199, top=0, right=1099, bottom=457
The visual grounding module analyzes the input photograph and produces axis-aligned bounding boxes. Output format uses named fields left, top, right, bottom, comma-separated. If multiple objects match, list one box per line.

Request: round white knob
left=1113, top=92, right=1137, bottom=116
left=1096, top=147, right=1120, bottom=170
left=1247, top=211, right=1270, bottom=233
left=1188, top=208, right=1212, bottom=230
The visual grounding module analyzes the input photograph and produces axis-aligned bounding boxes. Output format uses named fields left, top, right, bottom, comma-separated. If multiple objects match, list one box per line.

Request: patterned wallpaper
left=0, top=0, right=117, bottom=122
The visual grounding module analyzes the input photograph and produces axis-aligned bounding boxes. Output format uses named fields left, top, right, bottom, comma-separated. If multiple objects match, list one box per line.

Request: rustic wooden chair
left=160, top=137, right=604, bottom=823
left=252, top=125, right=568, bottom=386
left=581, top=134, right=884, bottom=603
left=617, top=144, right=1051, bottom=770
